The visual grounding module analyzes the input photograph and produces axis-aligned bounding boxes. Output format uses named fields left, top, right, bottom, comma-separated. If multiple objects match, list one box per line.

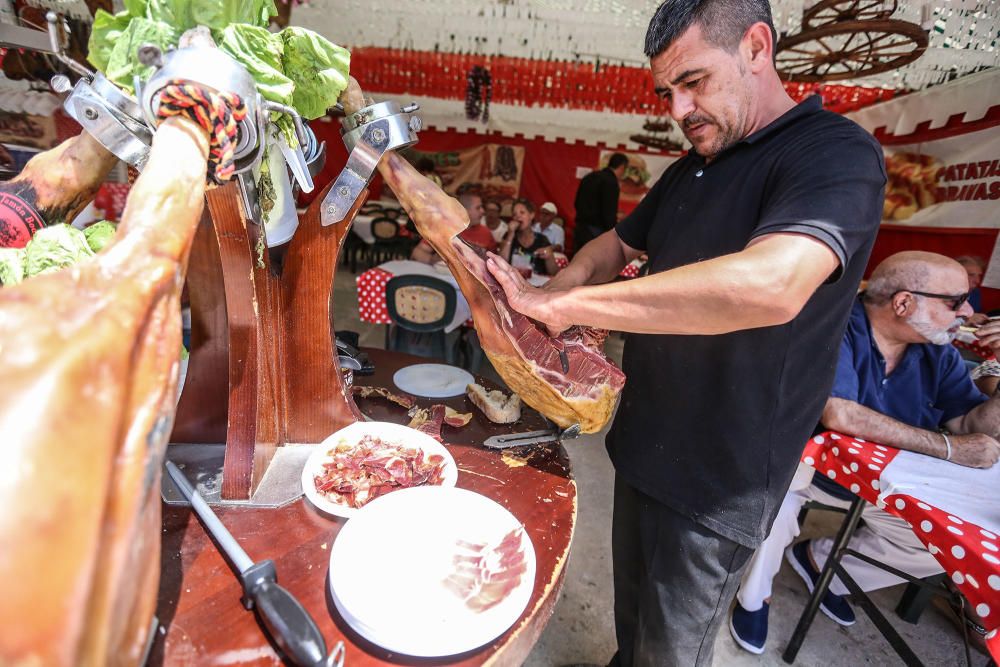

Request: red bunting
left=351, top=47, right=899, bottom=116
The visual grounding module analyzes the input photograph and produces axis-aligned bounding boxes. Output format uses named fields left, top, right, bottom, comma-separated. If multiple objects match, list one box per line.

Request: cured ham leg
left=0, top=131, right=119, bottom=247
left=0, top=116, right=210, bottom=666
left=373, top=153, right=626, bottom=432
left=337, top=79, right=625, bottom=432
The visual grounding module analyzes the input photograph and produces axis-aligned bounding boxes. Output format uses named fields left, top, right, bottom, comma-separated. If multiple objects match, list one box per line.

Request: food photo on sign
left=597, top=149, right=681, bottom=218
left=880, top=124, right=1000, bottom=228
left=405, top=144, right=526, bottom=202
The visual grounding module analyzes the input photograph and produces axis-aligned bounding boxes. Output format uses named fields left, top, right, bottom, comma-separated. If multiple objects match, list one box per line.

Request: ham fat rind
left=375, top=153, right=626, bottom=432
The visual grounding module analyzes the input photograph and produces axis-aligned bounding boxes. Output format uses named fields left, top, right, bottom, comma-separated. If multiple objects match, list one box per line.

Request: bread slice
left=466, top=383, right=522, bottom=424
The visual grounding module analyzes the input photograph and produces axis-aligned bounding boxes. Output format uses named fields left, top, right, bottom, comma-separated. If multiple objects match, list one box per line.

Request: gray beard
left=908, top=304, right=961, bottom=345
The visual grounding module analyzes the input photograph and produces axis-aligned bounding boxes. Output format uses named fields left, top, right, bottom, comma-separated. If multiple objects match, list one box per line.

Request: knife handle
left=242, top=560, right=329, bottom=667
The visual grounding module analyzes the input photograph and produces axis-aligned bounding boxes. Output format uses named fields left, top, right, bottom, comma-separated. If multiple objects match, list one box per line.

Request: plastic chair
left=385, top=275, right=459, bottom=364
left=368, top=216, right=406, bottom=266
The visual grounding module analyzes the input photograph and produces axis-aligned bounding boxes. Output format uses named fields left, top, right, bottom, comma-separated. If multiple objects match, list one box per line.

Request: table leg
left=782, top=496, right=865, bottom=663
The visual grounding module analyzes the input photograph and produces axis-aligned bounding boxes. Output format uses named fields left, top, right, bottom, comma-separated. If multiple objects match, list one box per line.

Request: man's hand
left=485, top=252, right=571, bottom=336
left=967, top=313, right=990, bottom=327
left=974, top=319, right=1000, bottom=353
left=948, top=432, right=1000, bottom=468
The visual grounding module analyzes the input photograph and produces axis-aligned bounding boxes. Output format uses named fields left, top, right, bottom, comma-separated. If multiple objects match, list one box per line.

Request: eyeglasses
left=893, top=290, right=971, bottom=311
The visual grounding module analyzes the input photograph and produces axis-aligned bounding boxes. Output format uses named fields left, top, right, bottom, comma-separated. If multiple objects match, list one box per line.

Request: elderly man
left=411, top=191, right=495, bottom=263
left=730, top=251, right=1000, bottom=654
left=534, top=202, right=565, bottom=251
left=484, top=0, right=885, bottom=664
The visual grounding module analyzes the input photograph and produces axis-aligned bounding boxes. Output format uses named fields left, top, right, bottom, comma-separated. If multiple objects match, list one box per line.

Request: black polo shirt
left=607, top=96, right=886, bottom=548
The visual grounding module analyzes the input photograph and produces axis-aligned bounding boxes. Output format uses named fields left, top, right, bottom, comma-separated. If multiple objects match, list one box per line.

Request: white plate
left=329, top=486, right=536, bottom=657
left=433, top=260, right=451, bottom=275
left=393, top=363, right=475, bottom=398
left=301, top=421, right=457, bottom=519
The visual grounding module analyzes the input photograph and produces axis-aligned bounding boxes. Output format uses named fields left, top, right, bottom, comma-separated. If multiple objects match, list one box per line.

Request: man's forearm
left=541, top=234, right=834, bottom=334
left=823, top=397, right=948, bottom=458
left=954, top=395, right=1000, bottom=439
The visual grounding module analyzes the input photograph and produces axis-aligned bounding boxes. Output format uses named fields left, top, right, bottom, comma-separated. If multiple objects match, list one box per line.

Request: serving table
left=151, top=348, right=577, bottom=666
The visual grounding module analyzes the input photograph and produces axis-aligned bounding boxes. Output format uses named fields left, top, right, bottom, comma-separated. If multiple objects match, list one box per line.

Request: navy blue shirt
left=814, top=296, right=988, bottom=498
left=607, top=97, right=886, bottom=547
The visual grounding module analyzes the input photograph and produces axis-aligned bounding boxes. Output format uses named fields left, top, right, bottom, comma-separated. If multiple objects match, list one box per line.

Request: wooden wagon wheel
left=630, top=134, right=683, bottom=151
left=803, top=0, right=898, bottom=29
left=642, top=119, right=674, bottom=133
left=776, top=19, right=928, bottom=83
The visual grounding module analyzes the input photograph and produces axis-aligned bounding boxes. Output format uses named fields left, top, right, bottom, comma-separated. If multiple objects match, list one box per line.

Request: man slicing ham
left=484, top=0, right=886, bottom=664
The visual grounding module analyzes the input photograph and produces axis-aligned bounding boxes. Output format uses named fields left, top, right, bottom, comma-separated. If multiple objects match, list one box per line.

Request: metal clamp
left=321, top=101, right=421, bottom=226
left=59, top=73, right=153, bottom=170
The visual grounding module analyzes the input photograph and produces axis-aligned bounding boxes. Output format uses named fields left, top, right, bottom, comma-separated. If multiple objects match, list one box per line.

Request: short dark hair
left=607, top=153, right=629, bottom=170
left=644, top=0, right=776, bottom=58
left=513, top=198, right=535, bottom=213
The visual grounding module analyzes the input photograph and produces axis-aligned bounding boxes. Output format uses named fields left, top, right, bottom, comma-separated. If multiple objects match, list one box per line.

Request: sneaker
left=785, top=540, right=856, bottom=626
left=729, top=600, right=768, bottom=654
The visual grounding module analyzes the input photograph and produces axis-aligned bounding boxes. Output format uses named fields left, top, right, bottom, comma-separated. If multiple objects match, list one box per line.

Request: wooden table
left=150, top=349, right=577, bottom=666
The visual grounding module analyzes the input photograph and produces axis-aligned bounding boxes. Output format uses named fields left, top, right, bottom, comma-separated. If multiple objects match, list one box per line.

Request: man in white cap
left=533, top=201, right=565, bottom=251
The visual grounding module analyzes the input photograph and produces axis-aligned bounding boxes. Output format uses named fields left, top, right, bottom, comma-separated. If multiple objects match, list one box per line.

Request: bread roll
left=467, top=383, right=521, bottom=424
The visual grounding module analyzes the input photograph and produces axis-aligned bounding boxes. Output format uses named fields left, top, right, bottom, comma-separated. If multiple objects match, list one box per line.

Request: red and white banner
left=882, top=125, right=1000, bottom=228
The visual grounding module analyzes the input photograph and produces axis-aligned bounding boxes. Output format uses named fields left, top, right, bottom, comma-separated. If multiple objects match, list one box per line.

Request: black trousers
left=609, top=475, right=753, bottom=667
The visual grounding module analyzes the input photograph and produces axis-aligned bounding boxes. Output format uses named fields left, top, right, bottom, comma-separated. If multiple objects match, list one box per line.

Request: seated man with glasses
left=730, top=250, right=1000, bottom=654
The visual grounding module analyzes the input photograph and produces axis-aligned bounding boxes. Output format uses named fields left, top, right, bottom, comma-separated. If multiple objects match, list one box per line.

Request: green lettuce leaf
left=104, top=17, right=178, bottom=93
left=87, top=9, right=132, bottom=73
left=144, top=0, right=193, bottom=31
left=83, top=221, right=117, bottom=253
left=218, top=24, right=293, bottom=107
left=193, top=0, right=276, bottom=31
left=124, top=0, right=148, bottom=18
left=0, top=247, right=26, bottom=286
left=280, top=26, right=350, bottom=120
left=24, top=225, right=94, bottom=278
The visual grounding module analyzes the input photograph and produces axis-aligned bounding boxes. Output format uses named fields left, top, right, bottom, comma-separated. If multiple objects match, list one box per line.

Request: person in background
left=456, top=192, right=497, bottom=252
left=483, top=200, right=508, bottom=243
left=411, top=192, right=496, bottom=263
left=730, top=251, right=1000, bottom=655
left=416, top=156, right=442, bottom=188
left=499, top=199, right=559, bottom=276
left=574, top=152, right=627, bottom=251
left=534, top=202, right=565, bottom=251
left=956, top=255, right=988, bottom=325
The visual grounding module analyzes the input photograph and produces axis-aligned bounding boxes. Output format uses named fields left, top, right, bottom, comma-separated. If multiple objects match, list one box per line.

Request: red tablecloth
left=802, top=431, right=1000, bottom=659
left=357, top=267, right=394, bottom=324
left=954, top=337, right=995, bottom=361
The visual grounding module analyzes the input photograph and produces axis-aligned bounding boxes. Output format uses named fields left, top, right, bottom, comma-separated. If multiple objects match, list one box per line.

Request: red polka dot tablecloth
left=357, top=267, right=394, bottom=325
left=953, top=337, right=995, bottom=361
left=802, top=431, right=1000, bottom=660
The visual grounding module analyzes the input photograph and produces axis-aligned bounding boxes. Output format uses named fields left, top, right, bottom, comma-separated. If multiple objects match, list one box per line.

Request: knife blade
left=481, top=423, right=581, bottom=449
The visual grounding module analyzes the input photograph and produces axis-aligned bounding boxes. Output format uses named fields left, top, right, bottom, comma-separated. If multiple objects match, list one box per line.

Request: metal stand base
left=161, top=443, right=315, bottom=508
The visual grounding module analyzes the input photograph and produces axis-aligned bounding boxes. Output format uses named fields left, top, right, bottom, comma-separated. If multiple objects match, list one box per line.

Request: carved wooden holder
left=171, top=181, right=366, bottom=499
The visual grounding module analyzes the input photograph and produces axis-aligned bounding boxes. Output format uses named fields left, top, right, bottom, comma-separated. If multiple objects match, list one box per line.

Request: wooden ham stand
left=170, top=181, right=366, bottom=499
